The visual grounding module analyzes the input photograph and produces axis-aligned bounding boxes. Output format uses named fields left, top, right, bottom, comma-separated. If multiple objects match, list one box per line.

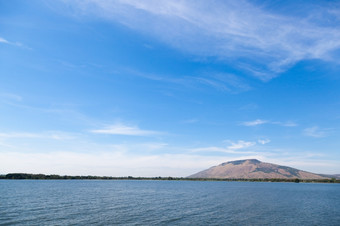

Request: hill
left=320, top=174, right=340, bottom=179
left=188, top=159, right=329, bottom=179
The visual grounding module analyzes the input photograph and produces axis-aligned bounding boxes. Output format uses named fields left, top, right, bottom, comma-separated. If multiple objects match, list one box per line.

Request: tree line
left=0, top=173, right=339, bottom=183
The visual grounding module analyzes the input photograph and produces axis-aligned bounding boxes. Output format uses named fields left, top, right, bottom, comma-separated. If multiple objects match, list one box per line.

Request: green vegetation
left=0, top=173, right=339, bottom=183
left=229, top=159, right=261, bottom=165
left=253, top=167, right=278, bottom=174
left=278, top=166, right=300, bottom=177
left=252, top=166, right=300, bottom=178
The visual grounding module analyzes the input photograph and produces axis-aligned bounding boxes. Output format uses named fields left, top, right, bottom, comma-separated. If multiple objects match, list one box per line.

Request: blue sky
left=1, top=0, right=340, bottom=176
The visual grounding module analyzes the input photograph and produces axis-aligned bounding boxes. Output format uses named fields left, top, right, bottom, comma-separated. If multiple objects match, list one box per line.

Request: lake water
left=0, top=180, right=339, bottom=225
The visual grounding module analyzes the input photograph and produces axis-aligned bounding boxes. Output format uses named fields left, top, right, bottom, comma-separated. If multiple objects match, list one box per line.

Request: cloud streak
left=258, top=139, right=270, bottom=145
left=303, top=126, right=330, bottom=138
left=228, top=140, right=256, bottom=150
left=0, top=37, right=10, bottom=44
left=191, top=139, right=270, bottom=154
left=121, top=68, right=250, bottom=93
left=90, top=123, right=160, bottom=136
left=242, top=119, right=268, bottom=126
left=0, top=36, right=24, bottom=47
left=65, top=0, right=340, bottom=80
left=241, top=119, right=297, bottom=127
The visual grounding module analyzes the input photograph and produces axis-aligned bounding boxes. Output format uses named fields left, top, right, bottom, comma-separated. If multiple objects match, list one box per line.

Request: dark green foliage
left=248, top=159, right=261, bottom=164
left=229, top=159, right=261, bottom=165
left=253, top=167, right=277, bottom=174
left=229, top=160, right=247, bottom=165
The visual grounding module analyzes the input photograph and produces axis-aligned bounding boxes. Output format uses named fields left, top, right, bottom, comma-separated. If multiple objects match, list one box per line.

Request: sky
left=1, top=0, right=340, bottom=176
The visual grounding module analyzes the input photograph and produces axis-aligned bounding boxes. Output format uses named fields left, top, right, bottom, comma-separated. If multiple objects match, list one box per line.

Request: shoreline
left=1, top=173, right=339, bottom=183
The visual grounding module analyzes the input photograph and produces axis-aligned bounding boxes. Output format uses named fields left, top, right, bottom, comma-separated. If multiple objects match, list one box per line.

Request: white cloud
left=190, top=146, right=255, bottom=154
left=0, top=37, right=10, bottom=44
left=194, top=73, right=250, bottom=93
left=0, top=36, right=23, bottom=47
left=64, top=0, right=340, bottom=79
left=271, top=121, right=298, bottom=127
left=242, top=119, right=298, bottom=127
left=258, top=139, right=270, bottom=145
left=303, top=126, right=329, bottom=138
left=242, top=119, right=268, bottom=126
left=191, top=140, right=257, bottom=154
left=90, top=123, right=160, bottom=136
left=228, top=140, right=256, bottom=150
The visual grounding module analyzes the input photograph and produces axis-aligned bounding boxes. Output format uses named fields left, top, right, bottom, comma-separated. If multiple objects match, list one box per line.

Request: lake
left=0, top=180, right=339, bottom=225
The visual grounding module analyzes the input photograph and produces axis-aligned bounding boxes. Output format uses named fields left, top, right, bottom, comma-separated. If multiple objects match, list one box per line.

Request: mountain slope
left=188, top=159, right=328, bottom=179
left=319, top=174, right=340, bottom=179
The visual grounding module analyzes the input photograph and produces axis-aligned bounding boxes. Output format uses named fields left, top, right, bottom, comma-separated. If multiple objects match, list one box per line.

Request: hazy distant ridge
left=188, top=159, right=329, bottom=179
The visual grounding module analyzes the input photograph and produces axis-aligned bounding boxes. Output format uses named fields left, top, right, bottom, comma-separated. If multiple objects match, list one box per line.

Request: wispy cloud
left=190, top=146, right=255, bottom=154
left=90, top=123, right=160, bottom=136
left=0, top=36, right=24, bottom=47
left=122, top=67, right=250, bottom=93
left=64, top=0, right=340, bottom=79
left=228, top=140, right=256, bottom=150
left=0, top=37, right=10, bottom=44
left=191, top=140, right=258, bottom=154
left=303, top=126, right=330, bottom=138
left=190, top=139, right=270, bottom=155
left=242, top=119, right=268, bottom=126
left=258, top=139, right=270, bottom=145
left=241, top=119, right=297, bottom=127
left=194, top=73, right=251, bottom=93
left=278, top=121, right=298, bottom=127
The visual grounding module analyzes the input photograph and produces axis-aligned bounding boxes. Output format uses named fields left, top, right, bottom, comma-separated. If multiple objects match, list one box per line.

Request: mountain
left=188, top=159, right=329, bottom=179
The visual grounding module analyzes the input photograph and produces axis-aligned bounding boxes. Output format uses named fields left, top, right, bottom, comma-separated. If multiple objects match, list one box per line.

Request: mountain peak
left=189, top=159, right=328, bottom=179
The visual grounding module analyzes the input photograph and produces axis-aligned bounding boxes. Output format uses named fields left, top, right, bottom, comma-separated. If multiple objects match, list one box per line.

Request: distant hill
left=188, top=159, right=329, bottom=179
left=320, top=174, right=340, bottom=179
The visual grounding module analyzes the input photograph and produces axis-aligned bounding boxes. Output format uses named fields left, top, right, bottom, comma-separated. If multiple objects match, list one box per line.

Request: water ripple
left=0, top=180, right=339, bottom=225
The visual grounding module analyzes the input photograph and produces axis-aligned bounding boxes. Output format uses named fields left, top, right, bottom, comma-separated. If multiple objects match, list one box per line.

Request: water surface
left=1, top=180, right=339, bottom=225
